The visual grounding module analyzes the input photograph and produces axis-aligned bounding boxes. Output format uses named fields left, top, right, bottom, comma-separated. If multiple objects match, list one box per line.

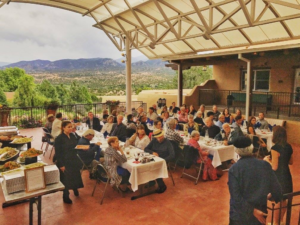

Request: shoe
left=89, top=173, right=96, bottom=180
left=156, top=185, right=167, bottom=194
left=63, top=197, right=73, bottom=204
left=73, top=189, right=79, bottom=196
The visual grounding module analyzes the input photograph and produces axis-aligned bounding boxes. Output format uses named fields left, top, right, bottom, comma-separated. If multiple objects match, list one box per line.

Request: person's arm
left=248, top=127, right=255, bottom=135
left=53, top=136, right=65, bottom=169
left=112, top=148, right=127, bottom=163
left=128, top=133, right=137, bottom=145
left=144, top=140, right=154, bottom=154
left=271, top=150, right=280, bottom=171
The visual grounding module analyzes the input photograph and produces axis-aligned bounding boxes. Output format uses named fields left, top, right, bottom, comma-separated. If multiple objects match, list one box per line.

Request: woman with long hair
left=188, top=105, right=197, bottom=116
left=222, top=108, right=233, bottom=124
left=247, top=116, right=267, bottom=148
left=264, top=126, right=293, bottom=225
left=54, top=120, right=84, bottom=204
left=127, top=124, right=150, bottom=150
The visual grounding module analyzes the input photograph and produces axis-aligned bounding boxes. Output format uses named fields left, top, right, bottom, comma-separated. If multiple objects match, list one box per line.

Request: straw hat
left=82, top=129, right=95, bottom=137
left=234, top=136, right=253, bottom=157
left=47, top=114, right=54, bottom=118
left=152, top=129, right=164, bottom=138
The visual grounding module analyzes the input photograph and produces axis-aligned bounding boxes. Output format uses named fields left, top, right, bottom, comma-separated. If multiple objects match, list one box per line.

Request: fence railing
left=199, top=89, right=300, bottom=119
left=6, top=101, right=147, bottom=128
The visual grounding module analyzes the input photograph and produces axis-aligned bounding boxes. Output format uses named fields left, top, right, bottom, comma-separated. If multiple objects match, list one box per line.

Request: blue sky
left=0, top=3, right=143, bottom=63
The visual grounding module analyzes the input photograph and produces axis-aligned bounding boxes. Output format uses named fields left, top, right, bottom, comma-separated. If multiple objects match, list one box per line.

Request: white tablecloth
left=198, top=140, right=235, bottom=168
left=242, top=129, right=273, bottom=150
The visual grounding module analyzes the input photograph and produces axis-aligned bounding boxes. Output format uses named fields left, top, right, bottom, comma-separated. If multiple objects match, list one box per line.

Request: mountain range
left=0, top=57, right=170, bottom=73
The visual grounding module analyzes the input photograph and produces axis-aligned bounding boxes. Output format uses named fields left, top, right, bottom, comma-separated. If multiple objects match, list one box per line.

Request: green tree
left=13, top=75, right=37, bottom=107
left=38, top=80, right=59, bottom=101
left=0, top=88, right=7, bottom=105
left=0, top=68, right=26, bottom=91
left=56, top=84, right=71, bottom=105
left=69, top=81, right=92, bottom=104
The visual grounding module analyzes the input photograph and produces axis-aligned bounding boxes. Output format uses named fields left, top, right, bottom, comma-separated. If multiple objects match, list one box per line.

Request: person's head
left=107, top=115, right=114, bottom=123
left=223, top=108, right=230, bottom=116
left=111, top=110, right=117, bottom=117
left=154, top=120, right=162, bottom=130
left=127, top=114, right=133, bottom=122
left=47, top=114, right=54, bottom=122
left=204, top=117, right=213, bottom=127
left=164, top=111, right=169, bottom=119
left=167, top=118, right=177, bottom=130
left=103, top=109, right=108, bottom=115
left=249, top=116, right=256, bottom=126
left=206, top=111, right=214, bottom=120
left=108, top=136, right=119, bottom=148
left=234, top=136, right=253, bottom=157
left=272, top=126, right=287, bottom=146
left=61, top=120, right=72, bottom=134
left=162, top=105, right=167, bottom=112
left=56, top=112, right=62, bottom=120
left=83, top=129, right=95, bottom=141
left=149, top=107, right=154, bottom=114
left=235, top=115, right=243, bottom=125
left=88, top=111, right=94, bottom=120
left=212, top=105, right=218, bottom=113
left=72, top=123, right=77, bottom=132
left=190, top=130, right=200, bottom=141
left=152, top=104, right=157, bottom=109
left=196, top=111, right=202, bottom=118
left=222, top=123, right=231, bottom=134
left=141, top=115, right=147, bottom=123
left=189, top=105, right=194, bottom=111
left=137, top=107, right=143, bottom=114
left=136, top=124, right=146, bottom=136
left=258, top=112, right=265, bottom=120
left=236, top=109, right=242, bottom=116
left=219, top=114, right=225, bottom=123
left=199, top=104, right=205, bottom=112
left=152, top=129, right=165, bottom=143
left=117, top=115, right=123, bottom=124
left=180, top=107, right=186, bottom=114
left=172, top=102, right=176, bottom=107
left=188, top=114, right=194, bottom=123
left=182, top=104, right=187, bottom=109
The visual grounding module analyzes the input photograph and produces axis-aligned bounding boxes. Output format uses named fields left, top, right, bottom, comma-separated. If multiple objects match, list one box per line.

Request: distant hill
left=0, top=62, right=10, bottom=67
left=1, top=57, right=171, bottom=74
left=114, top=55, right=148, bottom=64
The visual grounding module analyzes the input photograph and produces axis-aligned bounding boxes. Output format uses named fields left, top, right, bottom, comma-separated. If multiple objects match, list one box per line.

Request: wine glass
left=134, top=153, right=139, bottom=162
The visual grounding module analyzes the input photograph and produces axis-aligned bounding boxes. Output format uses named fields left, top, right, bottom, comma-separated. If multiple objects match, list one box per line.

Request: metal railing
left=6, top=101, right=147, bottom=128
left=199, top=89, right=300, bottom=119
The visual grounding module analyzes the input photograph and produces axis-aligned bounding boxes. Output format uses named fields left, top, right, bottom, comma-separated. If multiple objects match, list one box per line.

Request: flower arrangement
left=19, top=117, right=43, bottom=129
left=105, top=100, right=120, bottom=106
left=0, top=104, right=11, bottom=112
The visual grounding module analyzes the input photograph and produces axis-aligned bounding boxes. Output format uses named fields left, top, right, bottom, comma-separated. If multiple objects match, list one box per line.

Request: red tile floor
left=0, top=128, right=299, bottom=225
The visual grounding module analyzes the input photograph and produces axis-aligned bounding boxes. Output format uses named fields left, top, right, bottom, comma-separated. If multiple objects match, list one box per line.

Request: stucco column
left=178, top=63, right=183, bottom=106
left=125, top=37, right=132, bottom=114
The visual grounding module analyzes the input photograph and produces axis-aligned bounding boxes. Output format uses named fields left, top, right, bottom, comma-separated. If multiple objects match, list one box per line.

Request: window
left=241, top=69, right=270, bottom=91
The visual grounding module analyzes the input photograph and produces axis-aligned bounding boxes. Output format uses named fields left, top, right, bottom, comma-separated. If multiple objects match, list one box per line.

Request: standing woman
left=54, top=120, right=83, bottom=204
left=264, top=126, right=293, bottom=225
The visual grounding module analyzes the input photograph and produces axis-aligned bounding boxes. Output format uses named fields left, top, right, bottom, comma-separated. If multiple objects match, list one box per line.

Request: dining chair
left=169, top=140, right=184, bottom=171
left=44, top=132, right=55, bottom=159
left=41, top=127, right=50, bottom=150
left=76, top=153, right=93, bottom=175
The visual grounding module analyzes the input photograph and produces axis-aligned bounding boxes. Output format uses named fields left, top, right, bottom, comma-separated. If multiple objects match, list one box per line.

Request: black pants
left=156, top=178, right=166, bottom=188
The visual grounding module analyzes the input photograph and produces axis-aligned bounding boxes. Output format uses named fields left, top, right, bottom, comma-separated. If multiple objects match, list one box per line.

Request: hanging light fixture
left=202, top=65, right=207, bottom=71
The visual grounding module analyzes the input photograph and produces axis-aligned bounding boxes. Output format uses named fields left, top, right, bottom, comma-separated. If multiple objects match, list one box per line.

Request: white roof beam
left=238, top=0, right=253, bottom=26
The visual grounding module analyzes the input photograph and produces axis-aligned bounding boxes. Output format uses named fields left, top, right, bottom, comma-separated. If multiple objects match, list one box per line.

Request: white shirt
left=51, top=118, right=62, bottom=138
left=101, top=122, right=114, bottom=134
left=134, top=135, right=150, bottom=150
left=147, top=112, right=158, bottom=121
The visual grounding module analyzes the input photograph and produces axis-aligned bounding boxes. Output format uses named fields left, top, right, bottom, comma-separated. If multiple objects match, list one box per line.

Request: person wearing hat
left=144, top=129, right=174, bottom=193
left=77, top=129, right=103, bottom=179
left=228, top=136, right=282, bottom=225
left=165, top=119, right=183, bottom=145
left=45, top=114, right=54, bottom=132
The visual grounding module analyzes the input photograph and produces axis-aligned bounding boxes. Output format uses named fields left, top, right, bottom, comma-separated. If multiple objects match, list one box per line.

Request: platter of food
left=18, top=148, right=43, bottom=164
left=0, top=161, right=21, bottom=173
left=0, top=147, right=20, bottom=164
left=10, top=137, right=32, bottom=144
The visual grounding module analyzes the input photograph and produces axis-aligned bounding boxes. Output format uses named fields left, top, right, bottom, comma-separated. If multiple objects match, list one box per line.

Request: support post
left=125, top=37, right=132, bottom=114
left=238, top=54, right=252, bottom=121
left=178, top=64, right=183, bottom=106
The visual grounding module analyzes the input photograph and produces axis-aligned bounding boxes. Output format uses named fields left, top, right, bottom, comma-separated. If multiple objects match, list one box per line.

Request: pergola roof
left=1, top=0, right=300, bottom=61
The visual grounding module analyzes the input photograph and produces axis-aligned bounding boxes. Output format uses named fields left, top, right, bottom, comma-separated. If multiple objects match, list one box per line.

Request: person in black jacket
left=77, top=129, right=103, bottom=179
left=86, top=112, right=102, bottom=132
left=54, top=121, right=83, bottom=204
left=110, top=115, right=127, bottom=142
left=200, top=117, right=220, bottom=139
left=140, top=115, right=153, bottom=136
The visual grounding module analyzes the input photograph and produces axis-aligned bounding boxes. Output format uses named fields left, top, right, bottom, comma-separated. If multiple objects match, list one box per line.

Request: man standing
left=257, top=112, right=269, bottom=130
left=145, top=129, right=174, bottom=193
left=51, top=112, right=63, bottom=138
left=212, top=105, right=221, bottom=122
left=110, top=115, right=127, bottom=142
left=86, top=112, right=102, bottom=132
left=200, top=117, right=221, bottom=139
left=228, top=136, right=282, bottom=225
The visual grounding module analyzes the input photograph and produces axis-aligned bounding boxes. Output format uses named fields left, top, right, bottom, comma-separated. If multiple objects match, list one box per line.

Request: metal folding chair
left=76, top=153, right=93, bottom=175
left=44, top=133, right=55, bottom=159
left=91, top=164, right=124, bottom=205
left=169, top=140, right=184, bottom=171
left=181, top=145, right=204, bottom=185
left=41, top=127, right=50, bottom=150
left=167, top=162, right=175, bottom=186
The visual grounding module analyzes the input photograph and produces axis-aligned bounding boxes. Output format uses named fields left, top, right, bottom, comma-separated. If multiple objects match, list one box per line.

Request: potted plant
left=44, top=99, right=60, bottom=116
left=0, top=104, right=11, bottom=126
left=105, top=100, right=120, bottom=113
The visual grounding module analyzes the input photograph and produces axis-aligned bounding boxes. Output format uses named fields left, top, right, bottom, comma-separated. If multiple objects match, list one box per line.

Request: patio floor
left=0, top=128, right=299, bottom=225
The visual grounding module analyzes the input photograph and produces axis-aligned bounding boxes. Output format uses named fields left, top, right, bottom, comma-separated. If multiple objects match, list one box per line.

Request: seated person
left=215, top=123, right=238, bottom=146
left=51, top=112, right=63, bottom=138
left=165, top=119, right=184, bottom=145
left=212, top=105, right=221, bottom=122
left=135, top=106, right=145, bottom=122
left=194, top=111, right=205, bottom=127
left=232, top=115, right=244, bottom=137
left=110, top=115, right=127, bottom=142
left=188, top=131, right=218, bottom=181
left=127, top=124, right=150, bottom=150
left=184, top=114, right=199, bottom=134
left=101, top=109, right=109, bottom=123
left=111, top=110, right=118, bottom=123
left=45, top=114, right=54, bottom=133
left=147, top=107, right=158, bottom=122
left=197, top=104, right=206, bottom=119
left=163, top=111, right=171, bottom=124
left=104, top=137, right=130, bottom=190
left=235, top=108, right=245, bottom=121
left=126, top=114, right=137, bottom=130
left=206, top=111, right=215, bottom=121
left=77, top=129, right=103, bottom=179
left=152, top=104, right=158, bottom=113
left=86, top=111, right=102, bottom=132
left=200, top=117, right=221, bottom=139
left=223, top=108, right=233, bottom=124
left=145, top=130, right=175, bottom=193
left=169, top=102, right=180, bottom=114
left=257, top=112, right=269, bottom=130
left=188, top=105, right=197, bottom=116
left=140, top=115, right=153, bottom=136
left=178, top=107, right=188, bottom=123
left=153, top=120, right=163, bottom=131
left=215, top=114, right=225, bottom=129
left=161, top=105, right=168, bottom=114
left=101, top=115, right=114, bottom=135
left=247, top=116, right=267, bottom=148
left=131, top=108, right=138, bottom=117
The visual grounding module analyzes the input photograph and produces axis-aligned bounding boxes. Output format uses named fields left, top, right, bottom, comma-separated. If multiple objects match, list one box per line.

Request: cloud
left=0, top=3, right=142, bottom=63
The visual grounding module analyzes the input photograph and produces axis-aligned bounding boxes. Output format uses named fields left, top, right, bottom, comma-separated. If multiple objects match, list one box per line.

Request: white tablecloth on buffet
left=198, top=140, right=235, bottom=168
